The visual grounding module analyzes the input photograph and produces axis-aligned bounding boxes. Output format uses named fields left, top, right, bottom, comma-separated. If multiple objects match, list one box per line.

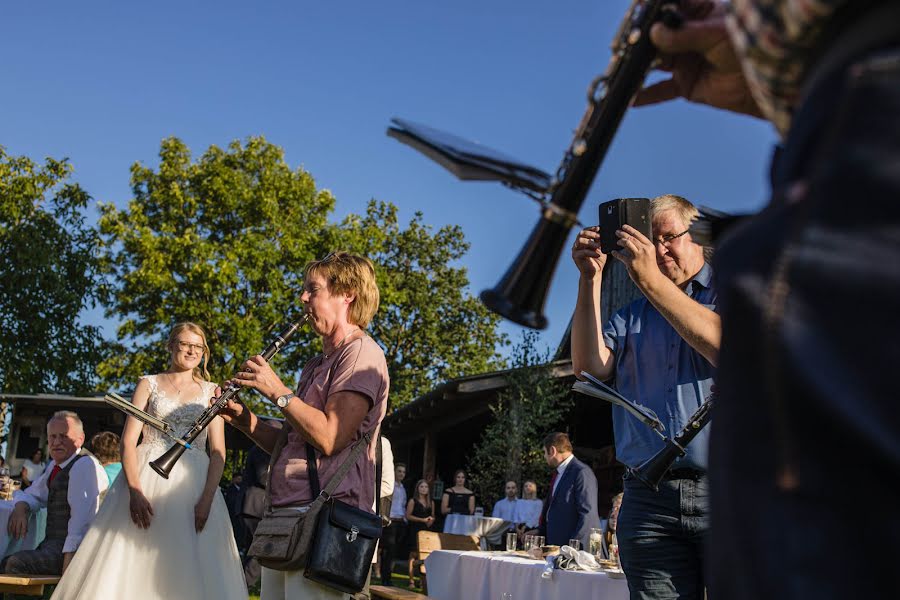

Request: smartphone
left=598, top=197, right=652, bottom=254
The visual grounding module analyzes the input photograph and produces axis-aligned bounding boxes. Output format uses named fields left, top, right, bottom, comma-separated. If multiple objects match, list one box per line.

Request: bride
left=51, top=322, right=248, bottom=599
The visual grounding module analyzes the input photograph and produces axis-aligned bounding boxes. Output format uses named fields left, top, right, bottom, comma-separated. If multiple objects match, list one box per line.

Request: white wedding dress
left=51, top=375, right=248, bottom=599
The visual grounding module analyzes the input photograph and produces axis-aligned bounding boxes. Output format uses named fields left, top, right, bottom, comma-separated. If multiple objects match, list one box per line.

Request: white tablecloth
left=0, top=499, right=47, bottom=558
left=443, top=514, right=512, bottom=546
left=425, top=550, right=629, bottom=600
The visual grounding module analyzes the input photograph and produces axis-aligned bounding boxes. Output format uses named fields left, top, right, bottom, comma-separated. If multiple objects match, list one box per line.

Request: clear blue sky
left=1, top=1, right=777, bottom=360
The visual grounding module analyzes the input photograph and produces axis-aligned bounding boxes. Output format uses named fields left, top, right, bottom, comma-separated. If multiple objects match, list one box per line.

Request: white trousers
left=260, top=567, right=350, bottom=600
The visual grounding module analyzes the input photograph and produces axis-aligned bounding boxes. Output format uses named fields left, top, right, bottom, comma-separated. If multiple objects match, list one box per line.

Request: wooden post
left=423, top=431, right=436, bottom=482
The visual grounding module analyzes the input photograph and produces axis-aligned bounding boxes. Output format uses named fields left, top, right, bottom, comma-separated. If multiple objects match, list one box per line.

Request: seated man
left=536, top=432, right=600, bottom=549
left=491, top=480, right=520, bottom=531
left=2, top=411, right=108, bottom=575
left=517, top=480, right=543, bottom=536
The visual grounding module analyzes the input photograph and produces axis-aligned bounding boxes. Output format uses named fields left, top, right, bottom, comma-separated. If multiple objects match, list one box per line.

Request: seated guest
left=20, top=449, right=46, bottom=488
left=536, top=432, right=600, bottom=549
left=491, top=480, right=520, bottom=527
left=2, top=411, right=108, bottom=575
left=518, top=480, right=543, bottom=530
left=441, top=469, right=475, bottom=515
left=90, top=431, right=122, bottom=486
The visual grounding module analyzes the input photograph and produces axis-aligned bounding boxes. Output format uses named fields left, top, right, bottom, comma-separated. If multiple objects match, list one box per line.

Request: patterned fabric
left=141, top=374, right=215, bottom=455
left=45, top=452, right=89, bottom=542
left=726, top=0, right=849, bottom=136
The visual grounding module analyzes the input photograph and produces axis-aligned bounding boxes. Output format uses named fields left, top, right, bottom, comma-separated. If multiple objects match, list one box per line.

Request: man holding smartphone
left=570, top=194, right=720, bottom=600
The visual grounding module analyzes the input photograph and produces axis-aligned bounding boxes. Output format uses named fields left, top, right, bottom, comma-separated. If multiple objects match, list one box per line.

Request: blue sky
left=1, top=1, right=777, bottom=360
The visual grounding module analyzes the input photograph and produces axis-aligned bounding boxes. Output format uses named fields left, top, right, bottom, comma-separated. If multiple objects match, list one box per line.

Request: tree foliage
left=0, top=148, right=105, bottom=395
left=466, top=331, right=573, bottom=511
left=97, top=136, right=334, bottom=410
left=332, top=200, right=507, bottom=407
left=98, top=137, right=505, bottom=413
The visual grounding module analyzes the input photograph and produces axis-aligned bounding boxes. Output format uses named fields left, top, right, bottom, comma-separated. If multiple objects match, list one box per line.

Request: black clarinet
left=481, top=0, right=682, bottom=328
left=632, top=392, right=713, bottom=490
left=149, top=314, right=310, bottom=479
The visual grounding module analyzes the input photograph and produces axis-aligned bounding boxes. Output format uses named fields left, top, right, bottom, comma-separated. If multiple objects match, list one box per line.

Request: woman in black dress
left=440, top=469, right=475, bottom=515
left=406, top=479, right=435, bottom=589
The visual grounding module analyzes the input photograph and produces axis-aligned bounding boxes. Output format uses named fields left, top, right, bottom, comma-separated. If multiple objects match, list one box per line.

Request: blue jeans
left=617, top=473, right=709, bottom=600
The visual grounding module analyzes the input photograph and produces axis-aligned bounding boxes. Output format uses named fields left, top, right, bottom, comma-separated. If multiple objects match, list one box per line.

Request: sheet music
left=572, top=372, right=665, bottom=432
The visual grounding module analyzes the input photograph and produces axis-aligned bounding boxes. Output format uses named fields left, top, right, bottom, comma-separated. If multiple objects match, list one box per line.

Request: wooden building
left=382, top=260, right=642, bottom=516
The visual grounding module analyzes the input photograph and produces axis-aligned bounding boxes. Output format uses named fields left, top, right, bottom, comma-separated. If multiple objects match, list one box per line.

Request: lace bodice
left=140, top=374, right=216, bottom=453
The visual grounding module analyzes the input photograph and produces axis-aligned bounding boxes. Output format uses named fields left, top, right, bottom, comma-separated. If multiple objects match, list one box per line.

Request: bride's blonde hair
left=166, top=322, right=211, bottom=381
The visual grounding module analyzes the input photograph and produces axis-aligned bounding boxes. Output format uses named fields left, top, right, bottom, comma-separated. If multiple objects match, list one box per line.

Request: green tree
left=466, top=331, right=573, bottom=511
left=0, top=148, right=105, bottom=395
left=98, top=137, right=506, bottom=416
left=333, top=200, right=507, bottom=407
left=97, top=136, right=333, bottom=408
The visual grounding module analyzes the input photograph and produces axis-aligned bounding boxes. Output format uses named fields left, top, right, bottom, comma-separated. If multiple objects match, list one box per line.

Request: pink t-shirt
left=268, top=335, right=389, bottom=511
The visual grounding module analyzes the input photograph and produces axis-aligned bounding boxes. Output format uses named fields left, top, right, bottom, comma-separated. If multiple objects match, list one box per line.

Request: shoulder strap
left=305, top=432, right=372, bottom=500
left=146, top=374, right=158, bottom=394
left=306, top=442, right=321, bottom=498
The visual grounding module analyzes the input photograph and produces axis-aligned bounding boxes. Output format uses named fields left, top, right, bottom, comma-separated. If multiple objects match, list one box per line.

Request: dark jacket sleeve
left=571, top=461, right=600, bottom=547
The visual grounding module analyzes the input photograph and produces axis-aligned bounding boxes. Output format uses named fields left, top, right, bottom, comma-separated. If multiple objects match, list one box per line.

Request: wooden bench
left=413, top=531, right=480, bottom=593
left=369, top=584, right=432, bottom=599
left=0, top=574, right=61, bottom=596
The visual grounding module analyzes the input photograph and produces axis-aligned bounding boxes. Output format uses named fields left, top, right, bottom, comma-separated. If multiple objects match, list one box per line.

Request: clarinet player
left=570, top=194, right=719, bottom=600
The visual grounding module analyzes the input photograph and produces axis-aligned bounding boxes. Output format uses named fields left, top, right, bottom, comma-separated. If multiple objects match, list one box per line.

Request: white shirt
left=389, top=480, right=408, bottom=520
left=17, top=450, right=109, bottom=553
left=519, top=498, right=543, bottom=528
left=380, top=437, right=395, bottom=500
left=20, top=459, right=46, bottom=481
left=491, top=497, right=520, bottom=522
left=552, top=454, right=575, bottom=498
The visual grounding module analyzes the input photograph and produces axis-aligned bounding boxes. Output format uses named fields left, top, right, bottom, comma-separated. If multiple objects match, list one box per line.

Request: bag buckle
left=346, top=525, right=359, bottom=543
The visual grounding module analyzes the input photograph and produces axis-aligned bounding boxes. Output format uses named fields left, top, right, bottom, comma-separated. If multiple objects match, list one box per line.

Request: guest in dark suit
left=536, top=432, right=600, bottom=549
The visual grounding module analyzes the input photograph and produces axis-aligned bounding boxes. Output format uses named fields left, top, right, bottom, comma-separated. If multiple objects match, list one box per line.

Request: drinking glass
left=506, top=532, right=517, bottom=552
left=609, top=533, right=619, bottom=566
left=568, top=538, right=582, bottom=551
left=589, top=528, right=603, bottom=557
left=523, top=535, right=534, bottom=551
left=534, top=535, right=545, bottom=549
left=474, top=506, right=484, bottom=517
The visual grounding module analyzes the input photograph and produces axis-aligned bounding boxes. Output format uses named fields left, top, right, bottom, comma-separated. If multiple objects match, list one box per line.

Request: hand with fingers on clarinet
left=213, top=355, right=292, bottom=431
left=633, top=0, right=763, bottom=119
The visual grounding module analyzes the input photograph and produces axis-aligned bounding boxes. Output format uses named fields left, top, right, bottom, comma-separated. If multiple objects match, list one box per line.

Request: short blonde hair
left=166, top=322, right=211, bottom=381
left=305, top=252, right=380, bottom=328
left=50, top=410, right=84, bottom=436
left=650, top=194, right=698, bottom=229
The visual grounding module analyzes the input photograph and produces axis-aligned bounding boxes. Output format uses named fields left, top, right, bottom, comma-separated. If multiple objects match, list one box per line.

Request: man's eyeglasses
left=652, top=229, right=689, bottom=248
left=175, top=341, right=205, bottom=353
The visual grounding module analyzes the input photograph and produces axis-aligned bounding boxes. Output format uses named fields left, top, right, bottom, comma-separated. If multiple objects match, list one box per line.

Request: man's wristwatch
left=275, top=393, right=296, bottom=409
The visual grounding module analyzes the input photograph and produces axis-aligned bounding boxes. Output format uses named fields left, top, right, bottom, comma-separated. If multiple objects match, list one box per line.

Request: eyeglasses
left=175, top=341, right=205, bottom=353
left=652, top=229, right=689, bottom=248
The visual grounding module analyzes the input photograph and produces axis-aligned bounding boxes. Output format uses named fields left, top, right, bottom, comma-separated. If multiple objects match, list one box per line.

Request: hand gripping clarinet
left=148, top=314, right=310, bottom=479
